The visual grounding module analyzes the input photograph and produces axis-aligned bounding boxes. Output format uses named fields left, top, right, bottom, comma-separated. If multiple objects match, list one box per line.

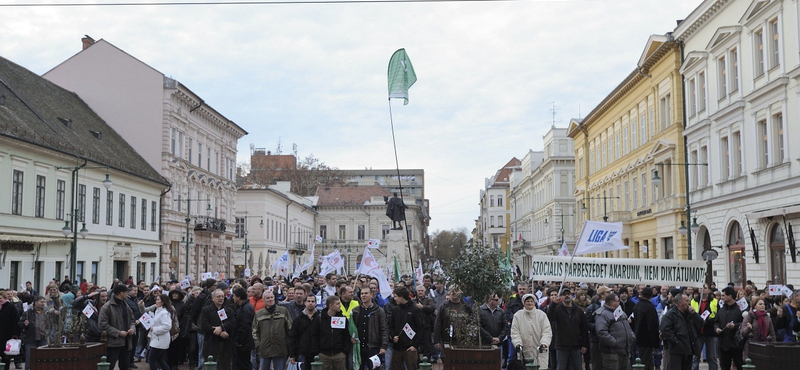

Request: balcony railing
left=194, top=216, right=227, bottom=233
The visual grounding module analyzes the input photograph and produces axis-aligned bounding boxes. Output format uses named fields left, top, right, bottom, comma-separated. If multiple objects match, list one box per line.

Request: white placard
left=367, top=239, right=380, bottom=248
left=217, top=308, right=228, bottom=321
left=316, top=235, right=323, bottom=243
left=267, top=286, right=275, bottom=293
left=701, top=310, right=711, bottom=321
left=369, top=355, right=381, bottom=369
left=244, top=268, right=251, bottom=277
left=402, top=323, right=416, bottom=339
left=781, top=286, right=794, bottom=297
left=331, top=316, right=346, bottom=329
left=184, top=275, right=192, bottom=282
left=213, top=272, right=220, bottom=279
left=719, top=300, right=724, bottom=307
left=535, top=290, right=543, bottom=299
left=538, top=296, right=548, bottom=306
left=22, top=303, right=29, bottom=312
left=180, top=280, right=191, bottom=289
left=613, top=305, right=624, bottom=321
left=201, top=272, right=212, bottom=280
left=736, top=297, right=748, bottom=312
left=768, top=285, right=782, bottom=296
left=629, top=312, right=634, bottom=319
left=139, top=312, right=154, bottom=330
left=82, top=303, right=95, bottom=318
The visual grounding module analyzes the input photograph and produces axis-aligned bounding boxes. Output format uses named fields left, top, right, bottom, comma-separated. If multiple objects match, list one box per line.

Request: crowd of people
left=1, top=273, right=800, bottom=370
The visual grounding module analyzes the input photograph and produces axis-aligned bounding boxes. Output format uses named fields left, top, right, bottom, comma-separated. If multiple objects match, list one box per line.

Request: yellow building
left=568, top=34, right=690, bottom=260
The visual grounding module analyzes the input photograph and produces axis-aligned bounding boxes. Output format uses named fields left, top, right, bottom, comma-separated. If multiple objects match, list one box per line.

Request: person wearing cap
left=584, top=285, right=610, bottom=370
left=433, top=287, right=472, bottom=350
left=510, top=293, right=552, bottom=368
left=546, top=289, right=587, bottom=370
left=595, top=293, right=635, bottom=370
left=99, top=284, right=136, bottom=370
left=168, top=288, right=189, bottom=369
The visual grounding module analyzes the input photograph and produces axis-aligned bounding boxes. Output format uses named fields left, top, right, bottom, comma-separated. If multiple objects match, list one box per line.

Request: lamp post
left=176, top=193, right=211, bottom=280
left=58, top=160, right=112, bottom=290
left=581, top=190, right=619, bottom=222
left=652, top=162, right=707, bottom=260
left=239, top=213, right=264, bottom=278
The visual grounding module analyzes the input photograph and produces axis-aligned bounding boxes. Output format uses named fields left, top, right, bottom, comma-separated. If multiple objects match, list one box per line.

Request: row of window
left=318, top=224, right=413, bottom=241
left=10, top=170, right=157, bottom=232
left=488, top=194, right=504, bottom=207
left=170, top=128, right=236, bottom=181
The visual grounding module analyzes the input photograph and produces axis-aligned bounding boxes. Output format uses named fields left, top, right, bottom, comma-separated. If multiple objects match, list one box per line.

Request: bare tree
left=430, top=228, right=470, bottom=264
left=242, top=147, right=343, bottom=196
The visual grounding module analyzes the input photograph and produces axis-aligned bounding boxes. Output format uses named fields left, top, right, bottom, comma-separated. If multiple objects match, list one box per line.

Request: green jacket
left=252, top=305, right=293, bottom=358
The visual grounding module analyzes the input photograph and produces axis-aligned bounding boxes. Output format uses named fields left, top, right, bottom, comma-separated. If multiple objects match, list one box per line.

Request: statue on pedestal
left=384, top=192, right=408, bottom=230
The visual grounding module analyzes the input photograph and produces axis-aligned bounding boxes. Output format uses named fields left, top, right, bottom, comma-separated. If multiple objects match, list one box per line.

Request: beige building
left=479, top=158, right=519, bottom=254
left=568, top=34, right=688, bottom=260
left=44, top=37, right=247, bottom=281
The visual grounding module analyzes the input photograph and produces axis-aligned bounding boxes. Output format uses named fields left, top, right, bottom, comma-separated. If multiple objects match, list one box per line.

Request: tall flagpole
left=557, top=222, right=588, bottom=295
left=388, top=99, right=416, bottom=290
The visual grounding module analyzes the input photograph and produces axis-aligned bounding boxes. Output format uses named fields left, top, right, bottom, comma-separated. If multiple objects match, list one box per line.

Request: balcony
left=194, top=216, right=227, bottom=233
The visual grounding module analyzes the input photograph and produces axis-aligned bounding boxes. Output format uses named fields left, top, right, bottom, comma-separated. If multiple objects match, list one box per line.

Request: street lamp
left=175, top=193, right=211, bottom=280
left=581, top=190, right=619, bottom=222
left=239, top=213, right=264, bottom=278
left=652, top=162, right=708, bottom=260
left=57, top=160, right=111, bottom=290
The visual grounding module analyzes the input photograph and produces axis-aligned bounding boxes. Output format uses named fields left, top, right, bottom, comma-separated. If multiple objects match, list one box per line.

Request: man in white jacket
left=511, top=294, right=553, bottom=368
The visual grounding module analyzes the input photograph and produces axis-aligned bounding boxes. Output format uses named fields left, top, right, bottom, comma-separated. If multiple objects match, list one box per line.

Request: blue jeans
left=197, top=332, right=205, bottom=370
left=385, top=345, right=393, bottom=370
left=556, top=349, right=582, bottom=370
left=25, top=339, right=47, bottom=370
left=259, top=356, right=287, bottom=370
left=692, top=336, right=717, bottom=370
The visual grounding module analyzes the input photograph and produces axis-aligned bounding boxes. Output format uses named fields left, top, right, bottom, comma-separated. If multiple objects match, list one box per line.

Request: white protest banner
left=402, top=323, right=416, bottom=339
left=530, top=256, right=707, bottom=288
left=217, top=308, right=228, bottom=321
left=768, top=285, right=782, bottom=296
left=180, top=279, right=191, bottom=290
left=535, top=290, right=543, bottom=299
left=781, top=286, right=794, bottom=297
left=201, top=272, right=212, bottom=280
left=613, top=305, right=624, bottom=321
left=22, top=303, right=29, bottom=312
left=573, top=221, right=627, bottom=255
left=316, top=235, right=323, bottom=243
left=244, top=268, right=252, bottom=277
left=701, top=310, right=711, bottom=321
left=82, top=303, right=96, bottom=319
left=367, top=239, right=380, bottom=249
left=736, top=297, right=748, bottom=312
left=369, top=355, right=381, bottom=369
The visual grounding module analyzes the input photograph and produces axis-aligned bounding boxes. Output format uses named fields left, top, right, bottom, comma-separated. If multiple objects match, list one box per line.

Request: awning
left=747, top=205, right=800, bottom=219
left=0, top=235, right=68, bottom=243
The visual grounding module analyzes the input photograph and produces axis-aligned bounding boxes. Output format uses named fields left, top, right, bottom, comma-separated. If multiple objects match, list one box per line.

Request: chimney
left=82, top=35, right=95, bottom=50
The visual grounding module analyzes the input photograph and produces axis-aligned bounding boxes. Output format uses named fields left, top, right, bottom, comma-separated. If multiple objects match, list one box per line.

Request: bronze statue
left=384, top=192, right=407, bottom=230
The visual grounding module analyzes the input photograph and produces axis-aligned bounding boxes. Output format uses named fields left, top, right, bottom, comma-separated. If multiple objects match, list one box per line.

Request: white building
left=234, top=181, right=317, bottom=278
left=675, top=0, right=800, bottom=287
left=479, top=158, right=519, bottom=253
left=509, top=128, right=576, bottom=272
left=0, top=55, right=169, bottom=292
left=44, top=37, right=247, bottom=282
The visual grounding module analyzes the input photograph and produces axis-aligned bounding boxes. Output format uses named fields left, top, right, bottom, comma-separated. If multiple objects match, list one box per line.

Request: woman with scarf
left=510, top=293, right=552, bottom=368
left=741, top=297, right=776, bottom=361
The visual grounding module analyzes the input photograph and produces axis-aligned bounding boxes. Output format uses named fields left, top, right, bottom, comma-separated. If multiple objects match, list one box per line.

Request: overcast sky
left=1, top=0, right=701, bottom=233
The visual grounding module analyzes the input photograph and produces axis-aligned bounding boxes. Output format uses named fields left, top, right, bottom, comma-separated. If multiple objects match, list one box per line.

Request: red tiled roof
left=316, top=186, right=393, bottom=207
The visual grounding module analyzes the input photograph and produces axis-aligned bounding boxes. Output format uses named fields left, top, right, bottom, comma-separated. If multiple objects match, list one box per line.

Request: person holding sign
left=199, top=289, right=235, bottom=370
left=594, top=293, right=635, bottom=370
left=689, top=289, right=718, bottom=370
left=659, top=294, right=702, bottom=370
left=714, top=287, right=744, bottom=370
left=311, top=296, right=354, bottom=370
left=774, top=289, right=800, bottom=343
left=389, top=286, right=423, bottom=370
left=147, top=294, right=175, bottom=370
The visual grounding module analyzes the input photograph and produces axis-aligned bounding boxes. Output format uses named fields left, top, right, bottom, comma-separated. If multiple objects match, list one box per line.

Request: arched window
left=769, top=224, right=786, bottom=285
left=727, top=221, right=746, bottom=287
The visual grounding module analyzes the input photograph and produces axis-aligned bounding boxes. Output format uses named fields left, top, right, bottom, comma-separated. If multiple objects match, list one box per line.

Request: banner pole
left=558, top=222, right=588, bottom=294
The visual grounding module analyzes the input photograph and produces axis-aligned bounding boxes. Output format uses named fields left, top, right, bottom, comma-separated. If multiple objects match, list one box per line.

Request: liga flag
left=388, top=49, right=417, bottom=105
left=271, top=250, right=291, bottom=277
left=573, top=221, right=627, bottom=256
left=356, top=249, right=393, bottom=298
left=558, top=239, right=570, bottom=257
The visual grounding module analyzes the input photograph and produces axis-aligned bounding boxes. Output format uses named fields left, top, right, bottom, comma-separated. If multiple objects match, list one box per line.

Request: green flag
left=393, top=256, right=400, bottom=283
left=387, top=48, right=417, bottom=105
left=348, top=318, right=361, bottom=370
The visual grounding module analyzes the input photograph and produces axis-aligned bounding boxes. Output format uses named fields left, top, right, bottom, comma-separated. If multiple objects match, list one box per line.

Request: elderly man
left=199, top=289, right=235, bottom=370
left=433, top=287, right=472, bottom=350
left=595, top=293, right=635, bottom=370
left=660, top=293, right=702, bottom=370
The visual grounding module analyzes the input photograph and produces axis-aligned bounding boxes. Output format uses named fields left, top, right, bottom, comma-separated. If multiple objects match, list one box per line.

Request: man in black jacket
left=352, top=288, right=389, bottom=370
left=232, top=288, right=254, bottom=370
left=547, top=289, right=588, bottom=370
left=390, top=286, right=423, bottom=370
left=659, top=293, right=702, bottom=370
left=199, top=289, right=235, bottom=370
left=289, top=295, right=320, bottom=370
left=190, top=278, right=216, bottom=370
left=632, top=287, right=660, bottom=370
left=585, top=285, right=610, bottom=370
left=311, top=295, right=354, bottom=370
left=714, top=287, right=743, bottom=370
left=479, top=293, right=507, bottom=346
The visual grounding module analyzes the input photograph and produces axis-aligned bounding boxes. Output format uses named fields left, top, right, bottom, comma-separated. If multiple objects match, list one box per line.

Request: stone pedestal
left=387, top=229, right=412, bottom=278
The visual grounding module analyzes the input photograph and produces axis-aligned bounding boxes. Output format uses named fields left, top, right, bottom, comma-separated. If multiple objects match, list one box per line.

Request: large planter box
left=30, top=342, right=107, bottom=370
left=748, top=341, right=800, bottom=370
left=442, top=343, right=501, bottom=370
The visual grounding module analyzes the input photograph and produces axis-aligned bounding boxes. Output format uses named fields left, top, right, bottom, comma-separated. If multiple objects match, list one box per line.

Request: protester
left=715, top=287, right=744, bottom=370
left=595, top=292, right=635, bottom=370
left=585, top=285, right=610, bottom=370
left=741, top=296, right=776, bottom=360
left=351, top=288, right=388, bottom=370
left=253, top=290, right=292, bottom=370
left=288, top=295, right=320, bottom=370
left=632, top=286, right=660, bottom=370
left=389, top=286, right=423, bottom=370
left=690, top=289, right=718, bottom=370
left=99, top=285, right=136, bottom=370
left=148, top=294, right=175, bottom=370
left=433, top=287, right=472, bottom=349
left=660, top=294, right=702, bottom=370
left=510, top=293, right=552, bottom=368
left=311, top=296, right=353, bottom=370
left=545, top=288, right=588, bottom=370
left=231, top=288, right=255, bottom=370
left=199, top=289, right=235, bottom=370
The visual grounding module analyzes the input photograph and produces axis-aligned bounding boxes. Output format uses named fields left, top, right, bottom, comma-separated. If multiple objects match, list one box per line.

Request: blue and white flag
left=272, top=250, right=291, bottom=277
left=573, top=221, right=627, bottom=256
